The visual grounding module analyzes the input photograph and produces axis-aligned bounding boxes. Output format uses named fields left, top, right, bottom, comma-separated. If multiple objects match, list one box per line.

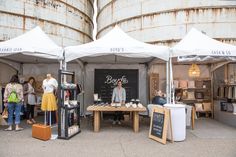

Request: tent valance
left=65, top=26, right=169, bottom=63
left=0, top=26, right=63, bottom=62
left=171, top=28, right=236, bottom=62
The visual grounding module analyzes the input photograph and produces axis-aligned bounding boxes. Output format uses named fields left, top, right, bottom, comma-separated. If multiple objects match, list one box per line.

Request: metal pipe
left=166, top=61, right=169, bottom=103
left=169, top=56, right=174, bottom=104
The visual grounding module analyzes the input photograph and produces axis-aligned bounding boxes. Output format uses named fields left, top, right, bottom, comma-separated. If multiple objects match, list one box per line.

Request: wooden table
left=87, top=105, right=146, bottom=133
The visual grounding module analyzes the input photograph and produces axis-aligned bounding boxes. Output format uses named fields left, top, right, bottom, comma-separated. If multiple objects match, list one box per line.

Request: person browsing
left=4, top=75, right=24, bottom=131
left=152, top=90, right=167, bottom=106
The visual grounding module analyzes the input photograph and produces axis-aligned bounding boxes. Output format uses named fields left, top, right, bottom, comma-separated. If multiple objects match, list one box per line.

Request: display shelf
left=58, top=69, right=81, bottom=140
left=219, top=111, right=236, bottom=115
left=175, top=87, right=209, bottom=90
left=62, top=105, right=79, bottom=110
left=61, top=87, right=77, bottom=90
left=175, top=79, right=212, bottom=118
left=175, top=79, right=211, bottom=104
left=214, top=100, right=236, bottom=127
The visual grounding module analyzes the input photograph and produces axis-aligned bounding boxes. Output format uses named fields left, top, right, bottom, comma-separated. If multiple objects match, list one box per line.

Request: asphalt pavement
left=0, top=117, right=236, bottom=157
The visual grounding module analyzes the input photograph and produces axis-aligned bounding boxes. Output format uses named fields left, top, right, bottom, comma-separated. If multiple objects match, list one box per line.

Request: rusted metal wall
left=0, top=0, right=94, bottom=46
left=97, top=0, right=236, bottom=46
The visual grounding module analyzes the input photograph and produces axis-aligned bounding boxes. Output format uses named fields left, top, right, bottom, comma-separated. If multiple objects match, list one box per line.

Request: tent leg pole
left=169, top=57, right=174, bottom=104
left=166, top=61, right=169, bottom=104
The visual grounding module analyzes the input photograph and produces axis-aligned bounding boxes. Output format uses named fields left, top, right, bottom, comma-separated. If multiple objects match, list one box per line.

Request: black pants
left=26, top=104, right=35, bottom=119
left=114, top=111, right=123, bottom=121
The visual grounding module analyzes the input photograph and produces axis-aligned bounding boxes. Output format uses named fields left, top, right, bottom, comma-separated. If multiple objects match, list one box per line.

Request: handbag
left=2, top=107, right=8, bottom=119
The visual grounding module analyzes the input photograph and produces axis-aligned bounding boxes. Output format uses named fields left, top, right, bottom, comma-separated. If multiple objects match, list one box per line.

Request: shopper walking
left=4, top=74, right=24, bottom=131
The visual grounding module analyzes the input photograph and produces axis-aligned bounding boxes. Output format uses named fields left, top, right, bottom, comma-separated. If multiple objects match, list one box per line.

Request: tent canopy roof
left=0, top=26, right=62, bottom=63
left=65, top=26, right=169, bottom=63
left=171, top=28, right=236, bottom=62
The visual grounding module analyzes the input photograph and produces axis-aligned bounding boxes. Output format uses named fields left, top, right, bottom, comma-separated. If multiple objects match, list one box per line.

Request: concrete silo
left=97, top=0, right=236, bottom=46
left=0, top=0, right=94, bottom=47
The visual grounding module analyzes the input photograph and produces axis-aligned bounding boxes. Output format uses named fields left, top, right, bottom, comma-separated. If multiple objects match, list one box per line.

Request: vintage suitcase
left=32, top=124, right=51, bottom=141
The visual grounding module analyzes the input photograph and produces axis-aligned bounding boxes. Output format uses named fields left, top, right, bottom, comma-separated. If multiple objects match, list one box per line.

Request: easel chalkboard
left=149, top=107, right=173, bottom=144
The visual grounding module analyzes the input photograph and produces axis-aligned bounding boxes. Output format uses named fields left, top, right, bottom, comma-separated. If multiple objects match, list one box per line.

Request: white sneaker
left=117, top=121, right=121, bottom=125
left=112, top=121, right=116, bottom=125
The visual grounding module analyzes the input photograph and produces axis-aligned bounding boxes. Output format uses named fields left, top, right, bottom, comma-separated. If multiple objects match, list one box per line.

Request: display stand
left=58, top=70, right=81, bottom=139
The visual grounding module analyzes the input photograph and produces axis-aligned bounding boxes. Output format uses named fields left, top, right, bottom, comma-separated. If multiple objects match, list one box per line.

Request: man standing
left=111, top=80, right=126, bottom=125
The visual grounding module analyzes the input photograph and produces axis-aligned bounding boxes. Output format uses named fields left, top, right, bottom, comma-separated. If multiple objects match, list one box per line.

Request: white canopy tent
left=65, top=26, right=169, bottom=63
left=65, top=26, right=171, bottom=113
left=171, top=28, right=236, bottom=62
left=0, top=26, right=63, bottom=63
left=170, top=27, right=236, bottom=104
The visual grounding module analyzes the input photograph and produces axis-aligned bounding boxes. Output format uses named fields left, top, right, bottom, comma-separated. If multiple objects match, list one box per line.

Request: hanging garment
left=217, top=87, right=221, bottom=97
left=228, top=86, right=233, bottom=99
left=233, top=86, right=236, bottom=99
left=232, top=103, right=236, bottom=114
left=220, top=86, right=224, bottom=98
left=76, top=84, right=82, bottom=95
left=0, top=86, right=2, bottom=113
left=224, top=86, right=228, bottom=98
left=1, top=87, right=5, bottom=113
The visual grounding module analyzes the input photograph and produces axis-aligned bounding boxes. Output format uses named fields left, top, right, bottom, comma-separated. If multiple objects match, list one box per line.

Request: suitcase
left=32, top=124, right=51, bottom=141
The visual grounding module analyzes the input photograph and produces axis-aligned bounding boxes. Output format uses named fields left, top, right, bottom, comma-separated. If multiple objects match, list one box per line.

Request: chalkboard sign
left=151, top=112, right=165, bottom=139
left=94, top=69, right=138, bottom=103
left=149, top=107, right=172, bottom=144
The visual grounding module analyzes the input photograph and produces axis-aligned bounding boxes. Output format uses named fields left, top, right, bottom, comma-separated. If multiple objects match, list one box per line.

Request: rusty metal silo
left=97, top=0, right=236, bottom=46
left=0, top=0, right=94, bottom=46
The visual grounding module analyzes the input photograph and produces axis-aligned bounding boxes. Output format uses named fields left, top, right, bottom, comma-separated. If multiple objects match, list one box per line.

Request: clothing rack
left=57, top=70, right=81, bottom=139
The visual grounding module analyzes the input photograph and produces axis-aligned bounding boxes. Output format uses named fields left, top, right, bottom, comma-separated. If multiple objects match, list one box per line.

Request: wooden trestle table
left=87, top=105, right=147, bottom=133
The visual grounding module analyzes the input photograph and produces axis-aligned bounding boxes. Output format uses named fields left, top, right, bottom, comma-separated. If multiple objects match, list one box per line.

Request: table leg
left=130, top=112, right=133, bottom=120
left=94, top=111, right=100, bottom=132
left=133, top=111, right=139, bottom=133
left=191, top=107, right=195, bottom=130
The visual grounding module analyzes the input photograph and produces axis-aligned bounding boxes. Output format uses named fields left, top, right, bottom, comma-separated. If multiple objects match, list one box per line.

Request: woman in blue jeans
left=4, top=75, right=24, bottom=131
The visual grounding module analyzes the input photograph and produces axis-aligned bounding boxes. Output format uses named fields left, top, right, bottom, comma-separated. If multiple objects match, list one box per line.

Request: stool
left=139, top=111, right=149, bottom=122
left=84, top=111, right=93, bottom=127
